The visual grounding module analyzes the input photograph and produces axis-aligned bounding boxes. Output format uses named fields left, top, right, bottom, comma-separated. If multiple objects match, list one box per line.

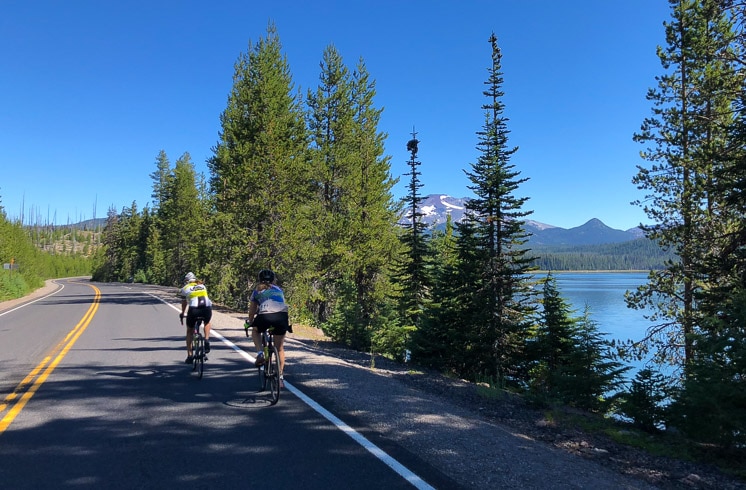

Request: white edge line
left=0, top=281, right=64, bottom=317
left=286, top=379, right=435, bottom=490
left=147, top=292, right=434, bottom=490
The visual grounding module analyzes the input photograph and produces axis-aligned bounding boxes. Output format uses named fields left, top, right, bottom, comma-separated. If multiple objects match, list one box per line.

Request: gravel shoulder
left=4, top=281, right=745, bottom=489
left=282, top=338, right=744, bottom=489
left=198, top=293, right=744, bottom=489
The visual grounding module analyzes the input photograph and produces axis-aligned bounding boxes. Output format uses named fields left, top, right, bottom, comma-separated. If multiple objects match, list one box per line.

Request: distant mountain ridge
left=400, top=194, right=643, bottom=246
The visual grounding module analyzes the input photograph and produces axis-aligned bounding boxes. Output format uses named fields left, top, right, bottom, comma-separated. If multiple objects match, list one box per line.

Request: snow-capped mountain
left=399, top=194, right=643, bottom=246
left=399, top=194, right=468, bottom=227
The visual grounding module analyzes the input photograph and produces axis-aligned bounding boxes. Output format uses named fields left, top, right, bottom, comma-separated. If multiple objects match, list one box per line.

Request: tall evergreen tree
left=307, top=49, right=400, bottom=349
left=343, top=58, right=401, bottom=350
left=680, top=1, right=746, bottom=446
left=149, top=150, right=172, bottom=212
left=91, top=206, right=121, bottom=282
left=159, top=153, right=204, bottom=285
left=626, top=1, right=746, bottom=445
left=117, top=201, right=144, bottom=281
left=142, top=208, right=166, bottom=284
left=629, top=0, right=742, bottom=370
left=454, top=33, right=536, bottom=385
left=208, top=24, right=311, bottom=309
left=393, top=129, right=431, bottom=331
left=305, top=44, right=354, bottom=325
left=411, top=214, right=458, bottom=370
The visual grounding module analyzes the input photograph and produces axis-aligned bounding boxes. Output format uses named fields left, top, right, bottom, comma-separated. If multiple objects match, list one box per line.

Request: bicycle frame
left=244, top=322, right=281, bottom=404
left=180, top=312, right=206, bottom=379
left=192, top=317, right=206, bottom=379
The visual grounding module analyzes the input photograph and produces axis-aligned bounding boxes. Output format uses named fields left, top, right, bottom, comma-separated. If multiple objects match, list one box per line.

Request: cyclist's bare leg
left=204, top=322, right=211, bottom=340
left=251, top=327, right=262, bottom=352
left=186, top=327, right=194, bottom=357
left=275, top=334, right=285, bottom=374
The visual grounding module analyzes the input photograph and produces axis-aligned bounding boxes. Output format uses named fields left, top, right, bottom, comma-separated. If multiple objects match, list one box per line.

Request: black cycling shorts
left=186, top=305, right=212, bottom=329
left=252, top=311, right=291, bottom=335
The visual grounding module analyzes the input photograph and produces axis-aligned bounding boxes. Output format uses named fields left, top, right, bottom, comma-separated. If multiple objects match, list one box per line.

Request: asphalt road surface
left=0, top=279, right=446, bottom=489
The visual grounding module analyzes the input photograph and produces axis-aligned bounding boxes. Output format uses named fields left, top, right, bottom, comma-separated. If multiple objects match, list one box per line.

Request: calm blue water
left=531, top=272, right=657, bottom=380
left=532, top=272, right=652, bottom=343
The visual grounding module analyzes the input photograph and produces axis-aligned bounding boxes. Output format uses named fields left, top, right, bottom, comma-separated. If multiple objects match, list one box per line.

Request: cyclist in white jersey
left=180, top=272, right=213, bottom=363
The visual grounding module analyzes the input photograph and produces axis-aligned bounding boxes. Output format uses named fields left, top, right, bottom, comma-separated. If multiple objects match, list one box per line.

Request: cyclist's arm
left=247, top=300, right=258, bottom=325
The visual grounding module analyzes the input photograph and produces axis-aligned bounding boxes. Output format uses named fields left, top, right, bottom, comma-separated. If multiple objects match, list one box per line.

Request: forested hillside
left=530, top=238, right=677, bottom=271
left=0, top=211, right=92, bottom=300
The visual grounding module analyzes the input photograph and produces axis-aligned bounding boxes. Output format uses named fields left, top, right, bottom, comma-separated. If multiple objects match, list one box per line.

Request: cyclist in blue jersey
left=180, top=272, right=213, bottom=363
left=246, top=269, right=291, bottom=382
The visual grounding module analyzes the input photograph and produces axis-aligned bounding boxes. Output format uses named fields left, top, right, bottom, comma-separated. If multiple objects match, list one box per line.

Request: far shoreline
left=530, top=270, right=652, bottom=274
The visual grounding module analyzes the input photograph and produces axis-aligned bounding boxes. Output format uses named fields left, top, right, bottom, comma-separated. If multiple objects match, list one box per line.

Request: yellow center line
left=0, top=284, right=101, bottom=434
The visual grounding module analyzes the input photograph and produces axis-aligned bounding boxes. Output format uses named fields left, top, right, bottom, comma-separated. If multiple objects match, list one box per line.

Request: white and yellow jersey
left=181, top=282, right=212, bottom=308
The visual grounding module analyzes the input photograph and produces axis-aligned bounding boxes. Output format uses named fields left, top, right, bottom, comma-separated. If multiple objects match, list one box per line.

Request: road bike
left=245, top=322, right=281, bottom=405
left=181, top=314, right=207, bottom=379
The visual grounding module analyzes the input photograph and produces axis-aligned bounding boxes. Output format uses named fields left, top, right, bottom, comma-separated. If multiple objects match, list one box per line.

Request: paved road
left=0, top=279, right=446, bottom=489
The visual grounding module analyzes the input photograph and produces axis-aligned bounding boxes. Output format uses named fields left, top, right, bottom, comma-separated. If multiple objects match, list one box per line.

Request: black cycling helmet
left=258, top=269, right=275, bottom=283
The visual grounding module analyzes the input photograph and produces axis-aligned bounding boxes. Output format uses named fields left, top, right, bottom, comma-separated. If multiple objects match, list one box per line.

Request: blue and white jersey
left=250, top=284, right=288, bottom=314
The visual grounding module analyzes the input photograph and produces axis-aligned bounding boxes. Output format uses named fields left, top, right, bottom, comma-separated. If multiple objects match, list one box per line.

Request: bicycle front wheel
left=266, top=344, right=280, bottom=405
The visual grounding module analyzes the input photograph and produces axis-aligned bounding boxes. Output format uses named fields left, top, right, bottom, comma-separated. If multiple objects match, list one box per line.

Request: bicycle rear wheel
left=193, top=334, right=204, bottom=379
left=257, top=332, right=269, bottom=392
left=258, top=360, right=268, bottom=392
left=266, top=344, right=280, bottom=405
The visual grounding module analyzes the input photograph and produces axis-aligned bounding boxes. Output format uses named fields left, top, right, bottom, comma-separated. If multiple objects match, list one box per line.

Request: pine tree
left=672, top=1, right=746, bottom=447
left=341, top=58, right=401, bottom=350
left=393, top=129, right=431, bottom=331
left=159, top=153, right=203, bottom=285
left=142, top=209, right=166, bottom=284
left=307, top=48, right=400, bottom=349
left=207, top=23, right=311, bottom=309
left=454, top=33, right=536, bottom=385
left=149, top=150, right=172, bottom=212
left=117, top=201, right=143, bottom=281
left=617, top=368, right=671, bottom=433
left=559, top=304, right=629, bottom=412
left=530, top=274, right=629, bottom=410
left=529, top=272, right=580, bottom=398
left=626, top=1, right=746, bottom=446
left=411, top=214, right=458, bottom=370
left=305, top=44, right=354, bottom=325
left=629, top=0, right=743, bottom=370
left=668, top=287, right=746, bottom=447
left=91, top=206, right=121, bottom=282
left=449, top=219, right=494, bottom=379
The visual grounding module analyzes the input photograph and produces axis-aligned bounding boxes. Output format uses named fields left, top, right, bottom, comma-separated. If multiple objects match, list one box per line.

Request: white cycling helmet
left=185, top=272, right=196, bottom=282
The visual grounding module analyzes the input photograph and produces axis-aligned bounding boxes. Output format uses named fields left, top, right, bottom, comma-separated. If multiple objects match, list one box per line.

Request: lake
left=532, top=272, right=652, bottom=342
left=531, top=272, right=656, bottom=378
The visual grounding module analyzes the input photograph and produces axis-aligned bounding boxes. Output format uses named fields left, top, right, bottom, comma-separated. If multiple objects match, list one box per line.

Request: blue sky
left=1, top=1, right=671, bottom=230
